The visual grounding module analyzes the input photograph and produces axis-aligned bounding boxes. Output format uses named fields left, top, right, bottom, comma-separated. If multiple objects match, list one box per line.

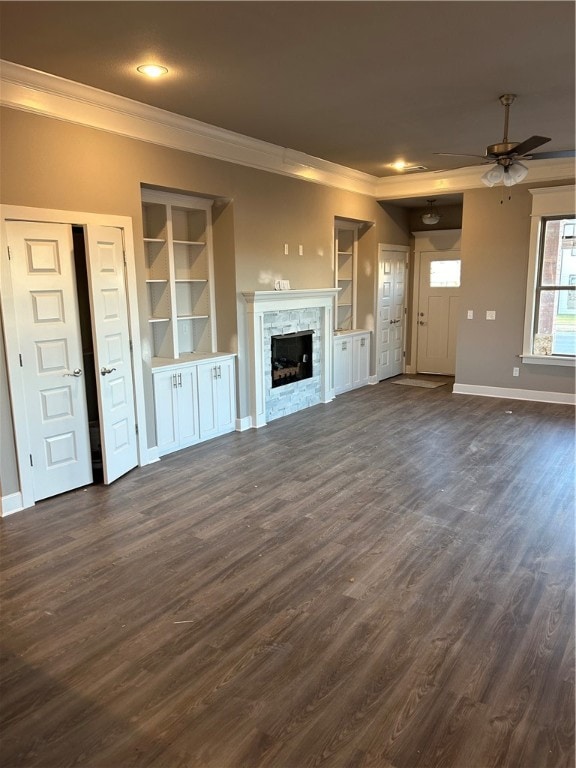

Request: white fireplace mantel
left=243, top=289, right=339, bottom=427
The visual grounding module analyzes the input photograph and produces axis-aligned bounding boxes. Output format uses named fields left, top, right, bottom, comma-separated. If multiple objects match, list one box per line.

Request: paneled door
left=5, top=221, right=93, bottom=501
left=377, top=245, right=407, bottom=380
left=84, top=225, right=138, bottom=484
left=416, top=250, right=461, bottom=374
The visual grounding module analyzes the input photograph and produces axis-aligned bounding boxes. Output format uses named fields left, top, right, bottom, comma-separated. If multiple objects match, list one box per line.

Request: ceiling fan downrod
left=487, top=93, right=518, bottom=157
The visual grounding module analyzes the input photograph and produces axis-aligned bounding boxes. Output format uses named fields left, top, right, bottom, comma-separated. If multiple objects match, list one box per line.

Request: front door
left=84, top=225, right=138, bottom=484
left=416, top=250, right=461, bottom=374
left=5, top=221, right=93, bottom=501
left=377, top=246, right=407, bottom=380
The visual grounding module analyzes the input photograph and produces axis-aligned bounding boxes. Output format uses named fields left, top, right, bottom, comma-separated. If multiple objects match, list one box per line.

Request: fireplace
left=243, top=289, right=339, bottom=427
left=271, top=330, right=313, bottom=388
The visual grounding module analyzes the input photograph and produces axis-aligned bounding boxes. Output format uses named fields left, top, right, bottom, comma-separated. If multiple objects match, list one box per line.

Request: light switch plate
left=467, top=310, right=474, bottom=319
left=486, top=310, right=496, bottom=320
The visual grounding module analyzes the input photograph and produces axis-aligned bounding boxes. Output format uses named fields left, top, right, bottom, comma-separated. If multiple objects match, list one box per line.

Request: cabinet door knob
left=178, top=372, right=182, bottom=387
left=172, top=373, right=178, bottom=388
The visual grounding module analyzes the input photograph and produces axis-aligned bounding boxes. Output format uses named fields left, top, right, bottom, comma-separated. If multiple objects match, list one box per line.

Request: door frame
left=375, top=243, right=409, bottom=380
left=1, top=205, right=149, bottom=512
left=409, top=230, right=462, bottom=374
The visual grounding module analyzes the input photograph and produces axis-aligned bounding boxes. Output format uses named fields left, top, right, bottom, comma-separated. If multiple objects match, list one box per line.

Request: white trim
left=1, top=60, right=573, bottom=199
left=1, top=492, right=24, bottom=517
left=529, top=185, right=576, bottom=217
left=243, top=289, right=339, bottom=427
left=521, top=355, right=575, bottom=367
left=452, top=382, right=575, bottom=405
left=522, top=186, right=576, bottom=359
left=0, top=205, right=151, bottom=512
left=374, top=160, right=575, bottom=200
left=235, top=416, right=252, bottom=432
left=375, top=243, right=410, bottom=380
left=411, top=230, right=462, bottom=374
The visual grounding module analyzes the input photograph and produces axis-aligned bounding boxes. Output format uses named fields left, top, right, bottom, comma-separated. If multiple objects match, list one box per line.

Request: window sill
left=521, top=355, right=575, bottom=367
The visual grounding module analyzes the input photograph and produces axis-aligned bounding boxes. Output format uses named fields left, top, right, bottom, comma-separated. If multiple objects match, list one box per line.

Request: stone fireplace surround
left=243, top=289, right=339, bottom=427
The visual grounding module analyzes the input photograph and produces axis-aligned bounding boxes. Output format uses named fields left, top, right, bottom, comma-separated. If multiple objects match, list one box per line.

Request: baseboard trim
left=1, top=492, right=24, bottom=517
left=452, top=383, right=576, bottom=405
left=235, top=416, right=252, bottom=432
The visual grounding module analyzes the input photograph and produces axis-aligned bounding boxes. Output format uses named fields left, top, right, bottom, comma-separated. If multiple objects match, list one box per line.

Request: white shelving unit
left=334, top=221, right=358, bottom=331
left=141, top=190, right=216, bottom=362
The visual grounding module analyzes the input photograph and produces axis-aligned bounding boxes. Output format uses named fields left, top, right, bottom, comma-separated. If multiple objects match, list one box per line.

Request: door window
left=429, top=259, right=461, bottom=288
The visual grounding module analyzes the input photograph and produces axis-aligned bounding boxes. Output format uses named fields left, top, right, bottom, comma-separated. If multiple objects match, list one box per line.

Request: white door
left=377, top=247, right=407, bottom=380
left=84, top=225, right=138, bottom=483
left=5, top=221, right=92, bottom=501
left=416, top=250, right=461, bottom=374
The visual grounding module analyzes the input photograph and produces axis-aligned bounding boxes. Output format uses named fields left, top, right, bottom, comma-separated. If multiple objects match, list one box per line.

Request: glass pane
left=429, top=260, right=461, bottom=287
left=541, top=218, right=576, bottom=287
left=534, top=289, right=576, bottom=355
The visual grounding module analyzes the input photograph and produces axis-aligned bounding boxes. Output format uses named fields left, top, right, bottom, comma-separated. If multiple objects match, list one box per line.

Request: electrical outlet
left=513, top=367, right=520, bottom=377
left=298, top=244, right=303, bottom=256
left=486, top=310, right=496, bottom=320
left=467, top=310, right=474, bottom=319
left=284, top=243, right=289, bottom=256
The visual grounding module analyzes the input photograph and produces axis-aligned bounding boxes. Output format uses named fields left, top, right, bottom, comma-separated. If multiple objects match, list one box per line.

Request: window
left=429, top=259, right=461, bottom=287
left=532, top=217, right=576, bottom=356
left=523, top=186, right=576, bottom=365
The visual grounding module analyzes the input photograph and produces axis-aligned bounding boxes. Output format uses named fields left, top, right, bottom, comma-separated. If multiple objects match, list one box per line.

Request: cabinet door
left=153, top=370, right=179, bottom=455
left=334, top=338, right=353, bottom=394
left=353, top=334, right=370, bottom=388
left=197, top=362, right=219, bottom=439
left=214, top=358, right=235, bottom=432
left=177, top=366, right=200, bottom=448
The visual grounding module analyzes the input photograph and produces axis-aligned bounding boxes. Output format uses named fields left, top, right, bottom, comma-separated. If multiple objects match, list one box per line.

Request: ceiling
left=0, top=1, right=574, bottom=184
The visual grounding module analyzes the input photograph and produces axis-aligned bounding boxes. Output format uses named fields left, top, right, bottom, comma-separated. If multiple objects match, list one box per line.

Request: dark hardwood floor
left=1, top=380, right=574, bottom=768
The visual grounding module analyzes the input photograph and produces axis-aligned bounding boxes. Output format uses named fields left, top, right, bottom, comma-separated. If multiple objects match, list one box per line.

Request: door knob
left=100, top=367, right=117, bottom=376
left=418, top=321, right=427, bottom=326
left=64, top=368, right=83, bottom=377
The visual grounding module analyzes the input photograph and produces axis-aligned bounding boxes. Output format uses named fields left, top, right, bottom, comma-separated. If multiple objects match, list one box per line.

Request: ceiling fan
left=436, top=94, right=553, bottom=186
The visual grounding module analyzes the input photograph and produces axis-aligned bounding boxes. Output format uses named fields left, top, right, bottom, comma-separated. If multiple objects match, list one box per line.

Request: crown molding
left=1, top=60, right=573, bottom=201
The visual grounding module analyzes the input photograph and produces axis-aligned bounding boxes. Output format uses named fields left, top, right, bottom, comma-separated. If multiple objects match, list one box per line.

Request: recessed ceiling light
left=137, top=64, right=168, bottom=78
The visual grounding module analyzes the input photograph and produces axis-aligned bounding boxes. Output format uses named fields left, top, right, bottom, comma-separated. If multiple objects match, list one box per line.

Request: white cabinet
left=142, top=190, right=216, bottom=362
left=153, top=365, right=200, bottom=455
left=197, top=357, right=236, bottom=439
left=334, top=336, right=353, bottom=395
left=353, top=333, right=370, bottom=389
left=334, top=331, right=370, bottom=395
left=153, top=355, right=236, bottom=456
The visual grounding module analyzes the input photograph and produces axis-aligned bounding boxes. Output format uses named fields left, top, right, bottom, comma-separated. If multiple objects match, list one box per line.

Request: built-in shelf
left=334, top=221, right=358, bottom=331
left=141, top=190, right=216, bottom=359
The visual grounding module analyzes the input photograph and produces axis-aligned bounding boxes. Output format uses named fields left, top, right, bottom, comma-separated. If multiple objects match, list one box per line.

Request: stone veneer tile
left=264, top=308, right=322, bottom=422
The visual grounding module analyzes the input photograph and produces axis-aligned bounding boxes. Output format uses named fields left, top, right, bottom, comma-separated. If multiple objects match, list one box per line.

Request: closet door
left=5, top=221, right=92, bottom=500
left=84, top=225, right=138, bottom=484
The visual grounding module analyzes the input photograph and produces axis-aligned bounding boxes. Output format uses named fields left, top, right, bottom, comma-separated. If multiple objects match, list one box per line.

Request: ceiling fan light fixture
left=421, top=199, right=441, bottom=225
left=506, top=161, right=529, bottom=185
left=481, top=164, right=505, bottom=187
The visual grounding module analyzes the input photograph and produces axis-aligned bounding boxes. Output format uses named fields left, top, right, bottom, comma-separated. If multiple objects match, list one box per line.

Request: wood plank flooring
left=1, top=380, right=574, bottom=768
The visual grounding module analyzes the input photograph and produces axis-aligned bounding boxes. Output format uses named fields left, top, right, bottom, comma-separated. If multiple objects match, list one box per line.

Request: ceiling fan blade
left=506, top=135, right=551, bottom=156
left=433, top=160, right=492, bottom=172
left=529, top=149, right=575, bottom=160
left=434, top=152, right=487, bottom=159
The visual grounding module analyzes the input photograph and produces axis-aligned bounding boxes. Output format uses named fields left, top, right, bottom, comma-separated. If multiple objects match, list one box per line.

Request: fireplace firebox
left=271, top=330, right=313, bottom=388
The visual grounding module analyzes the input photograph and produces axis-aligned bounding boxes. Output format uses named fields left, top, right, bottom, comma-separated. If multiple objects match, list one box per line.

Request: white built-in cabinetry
left=334, top=331, right=370, bottom=395
left=142, top=189, right=216, bottom=361
left=153, top=355, right=236, bottom=456
left=142, top=189, right=237, bottom=456
left=334, top=221, right=358, bottom=332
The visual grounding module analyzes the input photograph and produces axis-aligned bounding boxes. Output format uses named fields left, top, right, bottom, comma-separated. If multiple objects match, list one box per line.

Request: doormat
left=393, top=378, right=447, bottom=389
